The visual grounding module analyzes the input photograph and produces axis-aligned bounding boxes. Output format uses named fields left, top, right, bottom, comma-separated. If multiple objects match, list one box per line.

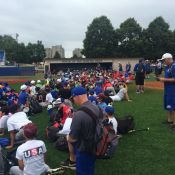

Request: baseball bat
left=128, top=127, right=150, bottom=133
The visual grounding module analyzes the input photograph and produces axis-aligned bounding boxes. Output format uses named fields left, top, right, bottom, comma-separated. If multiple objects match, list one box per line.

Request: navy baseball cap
left=105, top=106, right=115, bottom=115
left=89, top=89, right=95, bottom=95
left=71, top=86, right=87, bottom=97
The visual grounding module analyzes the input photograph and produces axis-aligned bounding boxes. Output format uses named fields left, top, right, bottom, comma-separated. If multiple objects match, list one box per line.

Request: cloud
left=0, top=0, right=175, bottom=57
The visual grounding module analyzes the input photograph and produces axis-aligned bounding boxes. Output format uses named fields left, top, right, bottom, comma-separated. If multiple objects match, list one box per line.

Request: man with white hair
left=157, top=53, right=175, bottom=129
left=18, top=85, right=29, bottom=109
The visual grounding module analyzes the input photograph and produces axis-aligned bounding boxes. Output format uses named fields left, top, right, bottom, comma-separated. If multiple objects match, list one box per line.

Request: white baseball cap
left=160, top=53, right=173, bottom=60
left=57, top=78, right=62, bottom=82
left=53, top=98, right=62, bottom=106
left=37, top=80, right=41, bottom=83
left=31, top=80, right=35, bottom=84
left=20, top=84, right=27, bottom=90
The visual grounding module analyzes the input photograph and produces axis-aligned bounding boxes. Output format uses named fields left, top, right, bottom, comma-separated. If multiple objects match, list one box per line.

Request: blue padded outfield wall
left=0, top=67, right=35, bottom=76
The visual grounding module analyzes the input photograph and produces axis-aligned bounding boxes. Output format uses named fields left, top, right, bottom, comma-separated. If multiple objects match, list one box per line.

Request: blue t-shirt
left=8, top=94, right=18, bottom=105
left=164, top=62, right=175, bottom=95
left=94, top=86, right=102, bottom=96
left=18, top=91, right=28, bottom=105
left=126, top=64, right=131, bottom=72
left=134, top=63, right=146, bottom=73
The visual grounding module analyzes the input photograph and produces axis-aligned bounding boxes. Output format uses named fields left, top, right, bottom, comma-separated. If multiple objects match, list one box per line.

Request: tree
left=142, top=16, right=175, bottom=59
left=0, top=35, right=18, bottom=62
left=82, top=16, right=116, bottom=58
left=0, top=35, right=45, bottom=63
left=54, top=51, right=61, bottom=58
left=116, top=18, right=143, bottom=57
left=25, top=41, right=45, bottom=64
left=72, top=54, right=78, bottom=58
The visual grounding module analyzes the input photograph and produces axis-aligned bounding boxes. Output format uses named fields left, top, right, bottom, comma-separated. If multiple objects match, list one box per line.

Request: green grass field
left=8, top=80, right=175, bottom=175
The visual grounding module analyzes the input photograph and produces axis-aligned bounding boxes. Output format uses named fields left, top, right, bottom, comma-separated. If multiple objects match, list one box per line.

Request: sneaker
left=60, top=158, right=76, bottom=170
left=47, top=167, right=65, bottom=174
left=136, top=90, right=140, bottom=94
left=117, top=134, right=122, bottom=139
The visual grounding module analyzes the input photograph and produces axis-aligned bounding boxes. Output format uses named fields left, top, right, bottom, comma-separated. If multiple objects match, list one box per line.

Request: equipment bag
left=30, top=97, right=42, bottom=114
left=1, top=147, right=18, bottom=174
left=117, top=115, right=135, bottom=134
left=79, top=107, right=118, bottom=159
left=55, top=134, right=68, bottom=152
left=45, top=126, right=60, bottom=142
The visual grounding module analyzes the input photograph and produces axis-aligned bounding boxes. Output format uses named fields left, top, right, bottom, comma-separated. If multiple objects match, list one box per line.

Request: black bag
left=117, top=115, right=135, bottom=134
left=30, top=98, right=42, bottom=114
left=79, top=107, right=118, bottom=159
left=1, top=148, right=18, bottom=174
left=55, top=134, right=68, bottom=152
left=46, top=126, right=60, bottom=142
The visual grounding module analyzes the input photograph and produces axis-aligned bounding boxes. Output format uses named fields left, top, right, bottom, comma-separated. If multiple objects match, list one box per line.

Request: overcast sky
left=0, top=0, right=175, bottom=57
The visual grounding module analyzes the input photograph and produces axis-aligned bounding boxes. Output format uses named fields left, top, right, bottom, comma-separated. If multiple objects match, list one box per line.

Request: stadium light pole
left=15, top=33, right=19, bottom=66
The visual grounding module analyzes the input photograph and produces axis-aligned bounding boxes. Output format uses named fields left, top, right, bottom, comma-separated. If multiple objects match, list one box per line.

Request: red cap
left=97, top=93, right=106, bottom=100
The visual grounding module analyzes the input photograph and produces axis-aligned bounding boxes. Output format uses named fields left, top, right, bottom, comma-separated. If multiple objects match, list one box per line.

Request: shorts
left=73, top=144, right=95, bottom=175
left=110, top=95, right=121, bottom=101
left=164, top=94, right=175, bottom=111
left=135, top=74, right=144, bottom=85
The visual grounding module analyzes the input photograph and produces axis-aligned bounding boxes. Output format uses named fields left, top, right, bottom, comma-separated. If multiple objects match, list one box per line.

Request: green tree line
left=82, top=16, right=175, bottom=59
left=0, top=35, right=45, bottom=64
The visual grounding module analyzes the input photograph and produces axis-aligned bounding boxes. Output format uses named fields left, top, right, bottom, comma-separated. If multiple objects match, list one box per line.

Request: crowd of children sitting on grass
left=0, top=68, right=134, bottom=175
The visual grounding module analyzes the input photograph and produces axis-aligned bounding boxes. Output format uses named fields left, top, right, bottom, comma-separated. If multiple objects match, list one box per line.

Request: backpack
left=1, top=147, right=18, bottom=174
left=117, top=115, right=135, bottom=134
left=30, top=98, right=42, bottom=114
left=79, top=107, right=118, bottom=159
left=55, top=134, right=68, bottom=152
left=45, top=126, right=60, bottom=142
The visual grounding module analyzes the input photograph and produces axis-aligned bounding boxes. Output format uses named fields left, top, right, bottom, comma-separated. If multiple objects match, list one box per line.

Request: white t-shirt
left=0, top=115, right=9, bottom=129
left=46, top=93, right=54, bottom=103
left=117, top=88, right=127, bottom=100
left=108, top=117, right=118, bottom=134
left=157, top=62, right=162, bottom=69
left=16, top=140, right=49, bottom=175
left=30, top=86, right=36, bottom=96
left=59, top=117, right=72, bottom=135
left=7, top=112, right=31, bottom=131
left=110, top=88, right=127, bottom=101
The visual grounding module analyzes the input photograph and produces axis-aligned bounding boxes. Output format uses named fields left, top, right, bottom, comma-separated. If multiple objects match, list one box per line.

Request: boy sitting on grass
left=105, top=106, right=118, bottom=134
left=0, top=106, right=9, bottom=136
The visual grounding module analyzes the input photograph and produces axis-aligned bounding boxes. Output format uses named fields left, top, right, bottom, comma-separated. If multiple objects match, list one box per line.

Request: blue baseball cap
left=105, top=106, right=115, bottom=114
left=89, top=89, right=95, bottom=95
left=71, top=86, right=87, bottom=97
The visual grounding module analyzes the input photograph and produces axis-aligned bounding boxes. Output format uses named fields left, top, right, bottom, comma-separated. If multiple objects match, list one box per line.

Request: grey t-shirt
left=70, top=101, right=100, bottom=153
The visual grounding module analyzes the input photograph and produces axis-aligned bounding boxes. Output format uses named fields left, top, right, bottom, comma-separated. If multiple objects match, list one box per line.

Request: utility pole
left=15, top=33, right=19, bottom=43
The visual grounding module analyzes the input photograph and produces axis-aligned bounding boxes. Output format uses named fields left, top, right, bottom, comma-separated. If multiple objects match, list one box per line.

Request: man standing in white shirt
left=6, top=104, right=32, bottom=149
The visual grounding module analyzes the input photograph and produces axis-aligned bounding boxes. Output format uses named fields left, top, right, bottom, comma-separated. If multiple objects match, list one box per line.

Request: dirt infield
left=3, top=79, right=27, bottom=84
left=145, top=81, right=163, bottom=90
